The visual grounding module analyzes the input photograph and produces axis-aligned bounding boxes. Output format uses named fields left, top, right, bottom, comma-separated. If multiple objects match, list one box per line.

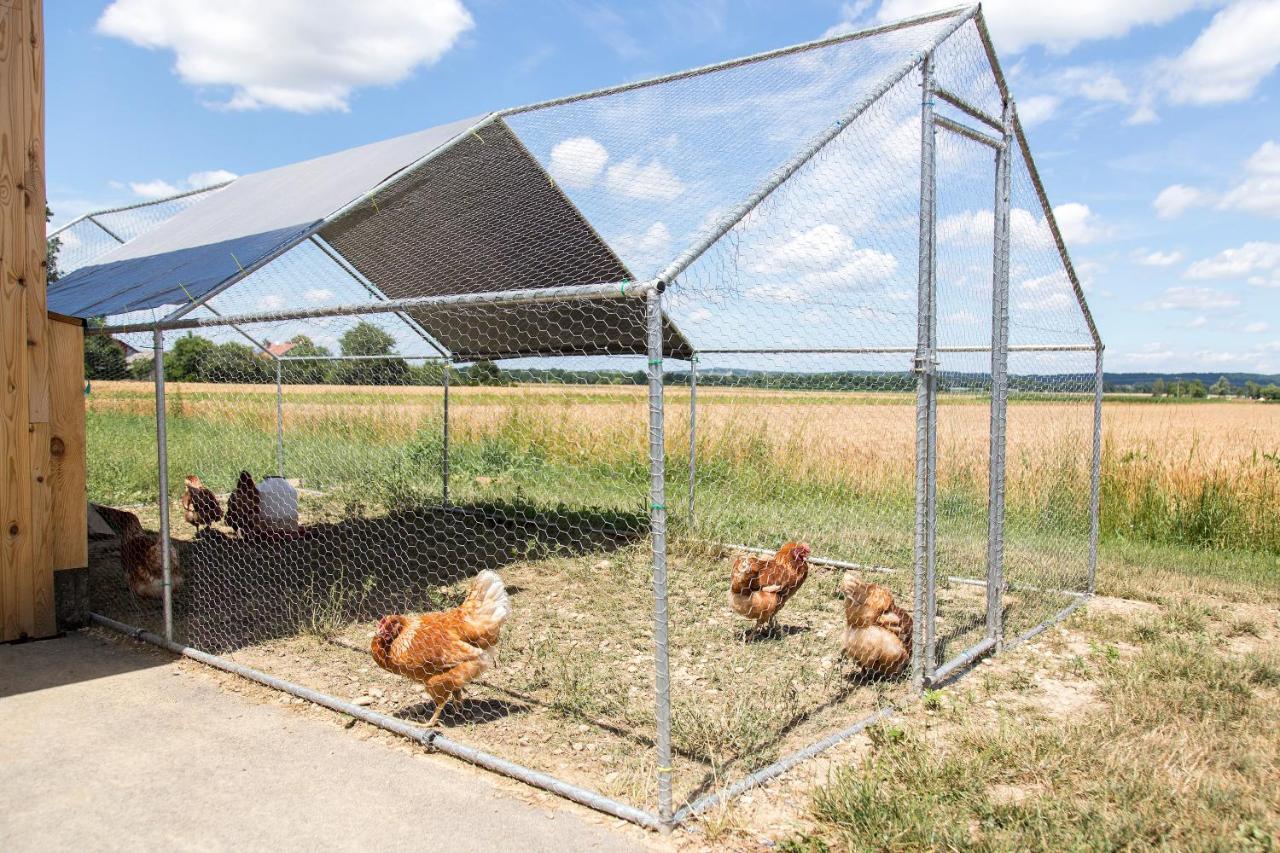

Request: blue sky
left=46, top=1, right=1280, bottom=373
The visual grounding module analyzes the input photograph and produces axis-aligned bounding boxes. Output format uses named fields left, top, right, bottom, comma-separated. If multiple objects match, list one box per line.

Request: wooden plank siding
left=1, top=0, right=75, bottom=641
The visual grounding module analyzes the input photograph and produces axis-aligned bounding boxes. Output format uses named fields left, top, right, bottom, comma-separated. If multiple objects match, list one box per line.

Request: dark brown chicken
left=225, top=470, right=262, bottom=537
left=93, top=504, right=183, bottom=600
left=371, top=570, right=511, bottom=726
left=181, top=474, right=222, bottom=532
left=729, top=541, right=811, bottom=632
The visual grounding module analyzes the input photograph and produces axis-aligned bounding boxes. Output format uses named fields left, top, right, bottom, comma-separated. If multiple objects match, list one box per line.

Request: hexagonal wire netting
left=69, top=6, right=1100, bottom=830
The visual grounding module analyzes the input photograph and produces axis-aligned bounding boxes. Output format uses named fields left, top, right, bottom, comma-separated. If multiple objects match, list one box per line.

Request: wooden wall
left=1, top=0, right=84, bottom=642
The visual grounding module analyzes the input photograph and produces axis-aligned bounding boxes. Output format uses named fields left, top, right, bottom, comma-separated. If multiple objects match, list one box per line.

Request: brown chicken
left=729, top=541, right=811, bottom=632
left=371, top=570, right=511, bottom=726
left=225, top=470, right=262, bottom=537
left=181, top=474, right=222, bottom=532
left=93, top=504, right=183, bottom=600
left=840, top=572, right=912, bottom=676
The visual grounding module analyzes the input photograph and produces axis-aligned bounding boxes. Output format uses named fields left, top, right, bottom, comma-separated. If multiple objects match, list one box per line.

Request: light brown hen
left=371, top=570, right=510, bottom=726
left=94, top=504, right=183, bottom=600
left=840, top=572, right=912, bottom=677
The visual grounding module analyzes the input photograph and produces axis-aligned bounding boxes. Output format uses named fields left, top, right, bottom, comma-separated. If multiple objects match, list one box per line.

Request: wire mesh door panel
left=930, top=126, right=998, bottom=676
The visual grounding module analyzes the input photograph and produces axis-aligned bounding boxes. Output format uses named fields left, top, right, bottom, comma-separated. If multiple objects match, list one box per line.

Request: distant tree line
left=1105, top=375, right=1280, bottom=401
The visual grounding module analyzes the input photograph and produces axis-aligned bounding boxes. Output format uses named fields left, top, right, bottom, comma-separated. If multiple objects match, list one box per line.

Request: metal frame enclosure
left=81, top=5, right=1106, bottom=834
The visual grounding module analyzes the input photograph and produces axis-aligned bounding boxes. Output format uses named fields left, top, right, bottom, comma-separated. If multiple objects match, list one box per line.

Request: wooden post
left=1, top=0, right=74, bottom=641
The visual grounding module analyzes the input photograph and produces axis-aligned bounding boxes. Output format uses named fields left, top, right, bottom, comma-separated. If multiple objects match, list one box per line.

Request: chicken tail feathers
left=461, top=570, right=510, bottom=632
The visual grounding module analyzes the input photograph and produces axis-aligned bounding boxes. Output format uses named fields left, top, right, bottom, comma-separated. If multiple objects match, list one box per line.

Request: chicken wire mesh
left=77, top=6, right=1101, bottom=828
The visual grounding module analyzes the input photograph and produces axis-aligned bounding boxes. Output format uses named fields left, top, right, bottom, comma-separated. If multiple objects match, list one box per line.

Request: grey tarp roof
left=47, top=115, right=692, bottom=360
left=49, top=115, right=482, bottom=318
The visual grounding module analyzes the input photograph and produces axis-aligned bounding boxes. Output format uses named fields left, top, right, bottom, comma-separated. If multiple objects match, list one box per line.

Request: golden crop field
left=86, top=381, right=1280, bottom=553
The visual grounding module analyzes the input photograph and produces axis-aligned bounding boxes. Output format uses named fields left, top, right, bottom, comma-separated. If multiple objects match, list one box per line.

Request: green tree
left=1262, top=384, right=1280, bottom=401
left=46, top=206, right=61, bottom=283
left=1151, top=378, right=1166, bottom=397
left=279, top=335, right=333, bottom=384
left=128, top=356, right=154, bottom=380
left=1245, top=380, right=1262, bottom=400
left=84, top=329, right=127, bottom=380
left=166, top=334, right=216, bottom=381
left=339, top=322, right=396, bottom=356
left=466, top=359, right=504, bottom=386
left=336, top=322, right=407, bottom=385
left=1209, top=376, right=1231, bottom=396
left=1188, top=379, right=1207, bottom=399
left=202, top=342, right=270, bottom=383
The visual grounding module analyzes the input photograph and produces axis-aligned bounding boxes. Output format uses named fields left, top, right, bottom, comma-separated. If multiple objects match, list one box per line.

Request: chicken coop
left=52, top=5, right=1101, bottom=831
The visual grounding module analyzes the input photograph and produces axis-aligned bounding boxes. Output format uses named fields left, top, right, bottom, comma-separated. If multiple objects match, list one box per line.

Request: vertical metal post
left=152, top=328, right=174, bottom=642
left=986, top=98, right=1013, bottom=649
left=687, top=355, right=698, bottom=527
left=911, top=56, right=938, bottom=692
left=646, top=288, right=673, bottom=829
left=275, top=358, right=285, bottom=478
left=1088, top=346, right=1103, bottom=592
left=442, top=363, right=451, bottom=508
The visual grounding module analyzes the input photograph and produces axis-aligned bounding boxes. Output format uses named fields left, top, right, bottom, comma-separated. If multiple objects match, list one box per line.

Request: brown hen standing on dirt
left=840, top=572, right=912, bottom=676
left=181, top=474, right=222, bottom=533
left=93, top=504, right=183, bottom=600
left=225, top=470, right=262, bottom=537
left=729, top=541, right=811, bottom=634
left=370, top=570, right=511, bottom=727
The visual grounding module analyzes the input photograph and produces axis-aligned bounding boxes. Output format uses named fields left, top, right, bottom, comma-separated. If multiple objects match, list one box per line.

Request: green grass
left=801, top=605, right=1280, bottom=851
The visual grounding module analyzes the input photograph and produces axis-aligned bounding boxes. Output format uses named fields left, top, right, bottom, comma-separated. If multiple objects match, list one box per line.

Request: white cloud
left=186, top=169, right=238, bottom=188
left=1164, top=0, right=1280, bottom=105
left=129, top=179, right=181, bottom=199
left=1133, top=249, right=1185, bottom=267
left=1118, top=342, right=1175, bottom=365
left=1185, top=315, right=1209, bottom=328
left=876, top=0, right=1208, bottom=53
left=97, top=0, right=473, bottom=113
left=548, top=137, right=609, bottom=190
left=1052, top=202, right=1105, bottom=245
left=1185, top=241, right=1280, bottom=284
left=1016, top=95, right=1060, bottom=127
left=1014, top=271, right=1074, bottom=312
left=1217, top=140, right=1280, bottom=218
left=748, top=224, right=853, bottom=276
left=938, top=207, right=1056, bottom=251
left=1142, top=285, right=1242, bottom=311
left=1244, top=321, right=1269, bottom=333
left=1153, top=184, right=1212, bottom=219
left=128, top=169, right=238, bottom=200
left=613, top=221, right=673, bottom=266
left=605, top=158, right=685, bottom=202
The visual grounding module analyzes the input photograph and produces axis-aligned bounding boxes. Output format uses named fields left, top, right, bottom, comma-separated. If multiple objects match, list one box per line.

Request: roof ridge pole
left=970, top=10, right=1101, bottom=349
left=500, top=5, right=973, bottom=116
left=912, top=51, right=938, bottom=693
left=647, top=6, right=979, bottom=293
left=160, top=113, right=501, bottom=325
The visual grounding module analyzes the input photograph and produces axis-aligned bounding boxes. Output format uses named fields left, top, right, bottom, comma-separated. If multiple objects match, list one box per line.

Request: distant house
left=262, top=341, right=298, bottom=359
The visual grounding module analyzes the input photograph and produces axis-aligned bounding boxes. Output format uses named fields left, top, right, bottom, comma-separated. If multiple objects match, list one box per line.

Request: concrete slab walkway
left=0, top=631, right=656, bottom=852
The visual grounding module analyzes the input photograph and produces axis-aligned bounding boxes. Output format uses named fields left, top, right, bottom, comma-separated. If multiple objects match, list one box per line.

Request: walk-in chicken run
left=56, top=6, right=1101, bottom=831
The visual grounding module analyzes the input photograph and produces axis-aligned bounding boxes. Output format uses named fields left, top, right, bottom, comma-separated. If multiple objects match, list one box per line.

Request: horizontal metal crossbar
left=696, top=344, right=1098, bottom=355
left=935, top=115, right=1004, bottom=149
left=92, top=280, right=656, bottom=335
left=932, top=86, right=1003, bottom=130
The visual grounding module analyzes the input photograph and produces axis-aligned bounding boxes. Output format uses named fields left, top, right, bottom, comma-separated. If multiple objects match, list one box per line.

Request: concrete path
left=0, top=632, right=656, bottom=852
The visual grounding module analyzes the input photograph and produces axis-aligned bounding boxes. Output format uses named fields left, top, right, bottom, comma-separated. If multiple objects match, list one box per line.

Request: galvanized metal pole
left=152, top=329, right=174, bottom=642
left=911, top=55, right=938, bottom=692
left=985, top=98, right=1013, bottom=649
left=275, top=358, right=285, bottom=478
left=442, top=364, right=451, bottom=508
left=646, top=288, right=674, bottom=828
left=1088, top=346, right=1104, bottom=592
left=688, top=356, right=698, bottom=527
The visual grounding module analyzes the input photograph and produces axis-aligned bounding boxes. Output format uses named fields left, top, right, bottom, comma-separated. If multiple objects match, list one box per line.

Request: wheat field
left=86, top=381, right=1279, bottom=554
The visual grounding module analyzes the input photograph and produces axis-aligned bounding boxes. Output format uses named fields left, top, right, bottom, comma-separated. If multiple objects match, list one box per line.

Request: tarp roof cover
left=48, top=115, right=482, bottom=318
